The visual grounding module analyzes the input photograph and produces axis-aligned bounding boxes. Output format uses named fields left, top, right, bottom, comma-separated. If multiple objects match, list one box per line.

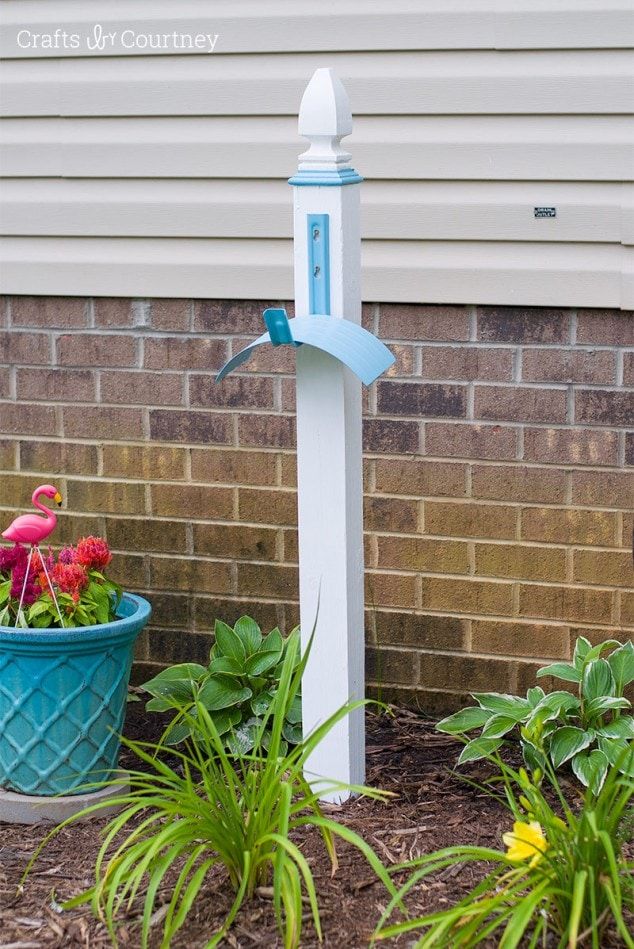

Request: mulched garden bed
left=0, top=704, right=630, bottom=948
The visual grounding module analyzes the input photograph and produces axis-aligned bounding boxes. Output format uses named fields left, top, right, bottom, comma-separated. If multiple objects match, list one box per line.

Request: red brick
left=106, top=517, right=187, bottom=553
left=190, top=374, right=274, bottom=409
left=231, top=338, right=296, bottom=373
left=63, top=405, right=144, bottom=439
left=280, top=453, right=297, bottom=487
left=377, top=536, right=469, bottom=573
left=576, top=309, right=634, bottom=346
left=377, top=381, right=467, bottom=418
left=575, top=389, right=634, bottom=427
left=425, top=423, right=517, bottom=460
left=238, top=415, right=295, bottom=449
left=571, top=470, right=633, bottom=509
left=523, top=428, right=618, bottom=466
left=0, top=367, right=10, bottom=399
left=366, top=571, right=418, bottom=608
left=472, top=620, right=570, bottom=660
left=144, top=337, right=226, bottom=371
left=150, top=410, right=232, bottom=445
left=475, top=385, right=567, bottom=423
left=374, top=610, right=468, bottom=650
left=421, top=577, right=514, bottom=614
left=0, top=331, right=51, bottom=364
left=475, top=543, right=567, bottom=581
left=418, top=652, right=515, bottom=694
left=363, top=418, right=419, bottom=454
left=522, top=349, right=615, bottom=384
left=193, top=523, right=277, bottom=561
left=521, top=507, right=617, bottom=546
left=151, top=483, right=233, bottom=519
left=102, top=444, right=187, bottom=480
left=477, top=307, right=569, bottom=343
left=379, top=304, right=470, bottom=342
left=238, top=488, right=296, bottom=526
left=150, top=556, right=232, bottom=595
left=385, top=344, right=416, bottom=377
left=67, top=479, right=145, bottom=515
left=237, top=562, right=298, bottom=599
left=519, top=584, right=613, bottom=624
left=422, top=346, right=513, bottom=381
left=16, top=367, right=95, bottom=402
left=194, top=299, right=285, bottom=335
left=374, top=459, right=467, bottom=497
left=57, top=333, right=136, bottom=367
left=11, top=296, right=88, bottom=328
left=0, top=403, right=56, bottom=435
left=0, top=439, right=16, bottom=470
left=425, top=500, right=517, bottom=540
left=573, top=549, right=633, bottom=588
left=20, top=440, right=98, bottom=476
left=627, top=433, right=634, bottom=466
left=364, top=496, right=419, bottom=533
left=623, top=353, right=634, bottom=386
left=101, top=370, right=183, bottom=406
left=93, top=298, right=134, bottom=328
left=106, top=552, right=147, bottom=588
left=472, top=464, right=566, bottom=504
left=366, top=646, right=419, bottom=686
left=150, top=299, right=191, bottom=332
left=191, top=448, right=277, bottom=486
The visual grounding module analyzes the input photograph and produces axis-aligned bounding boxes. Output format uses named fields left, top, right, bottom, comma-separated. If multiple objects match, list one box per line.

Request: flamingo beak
left=54, top=492, right=63, bottom=506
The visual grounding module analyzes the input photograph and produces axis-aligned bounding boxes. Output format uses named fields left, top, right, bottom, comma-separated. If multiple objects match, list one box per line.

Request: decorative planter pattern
left=0, top=593, right=151, bottom=796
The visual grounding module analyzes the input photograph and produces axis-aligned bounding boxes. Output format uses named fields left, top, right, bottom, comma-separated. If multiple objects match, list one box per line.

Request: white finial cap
left=297, top=68, right=353, bottom=169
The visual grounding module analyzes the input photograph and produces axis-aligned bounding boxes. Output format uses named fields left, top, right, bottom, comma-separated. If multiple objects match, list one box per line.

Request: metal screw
left=313, top=228, right=320, bottom=240
left=313, top=265, right=320, bottom=277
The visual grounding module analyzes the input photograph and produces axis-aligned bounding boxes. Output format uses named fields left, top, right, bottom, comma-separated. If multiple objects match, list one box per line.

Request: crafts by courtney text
left=16, top=23, right=220, bottom=52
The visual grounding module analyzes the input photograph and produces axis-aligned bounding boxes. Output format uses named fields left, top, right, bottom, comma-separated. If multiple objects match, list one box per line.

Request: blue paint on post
left=288, top=168, right=363, bottom=187
left=308, top=214, right=330, bottom=315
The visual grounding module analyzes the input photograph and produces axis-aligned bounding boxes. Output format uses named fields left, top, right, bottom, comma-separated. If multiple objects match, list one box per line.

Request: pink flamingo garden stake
left=2, top=484, right=64, bottom=627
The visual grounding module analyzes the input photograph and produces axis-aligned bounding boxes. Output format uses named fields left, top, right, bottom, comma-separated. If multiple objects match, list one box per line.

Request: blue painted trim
left=288, top=168, right=363, bottom=187
left=308, top=214, right=330, bottom=315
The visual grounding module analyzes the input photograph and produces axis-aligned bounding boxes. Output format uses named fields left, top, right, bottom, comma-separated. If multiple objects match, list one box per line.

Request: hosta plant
left=437, top=636, right=634, bottom=792
left=29, top=633, right=398, bottom=949
left=141, top=616, right=302, bottom=755
left=374, top=751, right=634, bottom=948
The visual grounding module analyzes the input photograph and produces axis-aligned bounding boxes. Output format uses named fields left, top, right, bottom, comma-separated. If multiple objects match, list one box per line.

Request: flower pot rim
left=0, top=592, right=151, bottom=645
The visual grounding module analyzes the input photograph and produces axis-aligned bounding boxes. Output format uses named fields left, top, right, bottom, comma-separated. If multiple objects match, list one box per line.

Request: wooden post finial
left=298, top=67, right=353, bottom=169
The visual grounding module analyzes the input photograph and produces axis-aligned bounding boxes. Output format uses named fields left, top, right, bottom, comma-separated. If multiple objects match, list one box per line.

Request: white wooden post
left=291, top=69, right=365, bottom=800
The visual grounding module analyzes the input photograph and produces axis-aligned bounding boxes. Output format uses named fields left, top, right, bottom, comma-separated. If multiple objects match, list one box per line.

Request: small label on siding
left=534, top=207, right=556, bottom=218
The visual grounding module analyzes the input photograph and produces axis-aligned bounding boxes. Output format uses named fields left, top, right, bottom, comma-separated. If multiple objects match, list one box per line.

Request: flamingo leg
left=38, top=549, right=65, bottom=629
left=14, top=545, right=34, bottom=628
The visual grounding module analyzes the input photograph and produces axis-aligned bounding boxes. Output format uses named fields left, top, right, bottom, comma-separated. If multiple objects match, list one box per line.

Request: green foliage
left=436, top=636, right=634, bottom=791
left=28, top=634, right=399, bottom=949
left=374, top=750, right=634, bottom=948
left=141, top=616, right=302, bottom=755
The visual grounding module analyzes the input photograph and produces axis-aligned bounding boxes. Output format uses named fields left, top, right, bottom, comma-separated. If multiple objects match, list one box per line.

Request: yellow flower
left=503, top=821, right=548, bottom=867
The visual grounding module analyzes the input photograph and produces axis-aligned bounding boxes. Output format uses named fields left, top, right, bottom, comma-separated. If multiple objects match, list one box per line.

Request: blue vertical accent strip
left=307, top=214, right=330, bottom=316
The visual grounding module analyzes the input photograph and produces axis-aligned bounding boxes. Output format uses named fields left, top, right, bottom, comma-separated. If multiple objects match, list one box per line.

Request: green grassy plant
left=27, top=633, right=399, bottom=949
left=437, top=636, right=634, bottom=792
left=373, top=750, right=634, bottom=948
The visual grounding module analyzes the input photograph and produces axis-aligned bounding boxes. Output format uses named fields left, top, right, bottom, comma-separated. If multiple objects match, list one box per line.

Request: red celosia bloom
left=75, top=536, right=112, bottom=571
left=51, top=561, right=88, bottom=595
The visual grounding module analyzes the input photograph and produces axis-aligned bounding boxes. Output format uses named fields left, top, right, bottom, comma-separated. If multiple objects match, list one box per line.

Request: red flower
left=51, top=562, right=88, bottom=595
left=75, top=536, right=112, bottom=571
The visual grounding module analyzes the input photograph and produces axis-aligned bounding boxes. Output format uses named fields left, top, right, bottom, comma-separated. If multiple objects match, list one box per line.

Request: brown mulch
left=0, top=705, right=630, bottom=948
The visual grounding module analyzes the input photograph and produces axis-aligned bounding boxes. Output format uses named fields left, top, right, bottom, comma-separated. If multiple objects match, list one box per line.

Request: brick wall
left=1, top=296, right=632, bottom=712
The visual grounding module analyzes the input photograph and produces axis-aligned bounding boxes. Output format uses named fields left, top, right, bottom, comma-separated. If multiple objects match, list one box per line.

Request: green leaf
left=28, top=599, right=50, bottom=619
left=480, top=714, right=518, bottom=739
left=597, top=738, right=634, bottom=776
left=521, top=737, right=546, bottom=773
left=536, top=661, right=580, bottom=683
left=282, top=721, right=303, bottom=745
left=209, top=707, right=241, bottom=736
left=582, top=658, right=615, bottom=701
left=0, top=605, right=10, bottom=625
left=164, top=720, right=192, bottom=745
left=285, top=694, right=302, bottom=725
left=225, top=716, right=261, bottom=756
left=597, top=717, right=634, bottom=740
left=251, top=690, right=275, bottom=717
left=245, top=650, right=282, bottom=676
left=571, top=748, right=609, bottom=795
left=539, top=690, right=580, bottom=714
left=585, top=696, right=630, bottom=719
left=526, top=686, right=545, bottom=708
left=457, top=736, right=503, bottom=764
left=146, top=696, right=176, bottom=713
left=549, top=726, right=594, bottom=768
left=141, top=664, right=207, bottom=703
left=573, top=636, right=592, bottom=669
left=436, top=706, right=492, bottom=734
left=471, top=693, right=530, bottom=719
left=260, top=626, right=283, bottom=658
left=214, top=619, right=246, bottom=664
left=198, top=675, right=252, bottom=711
left=607, top=641, right=634, bottom=693
left=0, top=579, right=11, bottom=605
left=233, top=616, right=262, bottom=655
left=208, top=656, right=244, bottom=677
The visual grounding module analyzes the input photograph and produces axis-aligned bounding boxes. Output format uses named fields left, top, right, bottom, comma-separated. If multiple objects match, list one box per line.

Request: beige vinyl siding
left=0, top=0, right=633, bottom=305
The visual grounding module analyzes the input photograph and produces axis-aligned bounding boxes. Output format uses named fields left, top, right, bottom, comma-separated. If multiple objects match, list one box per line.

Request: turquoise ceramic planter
left=0, top=593, right=151, bottom=796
